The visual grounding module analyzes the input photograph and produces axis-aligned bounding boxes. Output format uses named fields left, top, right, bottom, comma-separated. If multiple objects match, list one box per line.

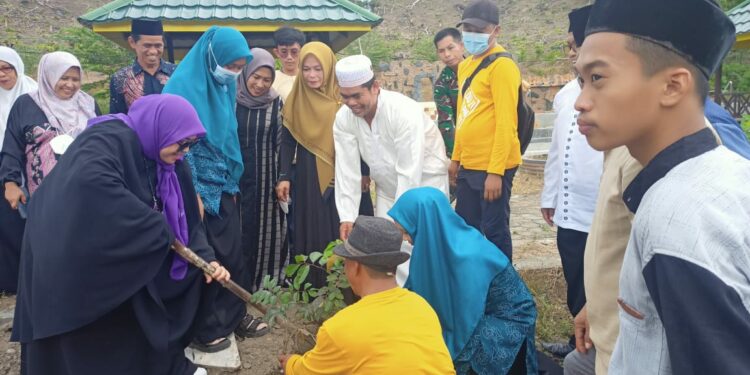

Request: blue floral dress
left=454, top=265, right=539, bottom=375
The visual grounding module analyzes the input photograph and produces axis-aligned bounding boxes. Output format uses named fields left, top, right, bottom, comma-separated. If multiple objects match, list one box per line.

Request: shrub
left=252, top=240, right=350, bottom=325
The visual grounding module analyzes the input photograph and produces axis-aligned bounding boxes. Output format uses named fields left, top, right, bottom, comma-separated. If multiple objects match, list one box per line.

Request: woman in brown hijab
left=276, top=42, right=372, bottom=287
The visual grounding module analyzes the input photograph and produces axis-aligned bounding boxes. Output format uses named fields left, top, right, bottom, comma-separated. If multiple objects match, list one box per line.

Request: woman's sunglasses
left=177, top=138, right=200, bottom=153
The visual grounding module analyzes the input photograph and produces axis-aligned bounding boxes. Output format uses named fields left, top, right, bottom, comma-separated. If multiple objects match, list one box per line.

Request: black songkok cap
left=131, top=19, right=164, bottom=36
left=568, top=6, right=592, bottom=48
left=585, top=0, right=736, bottom=78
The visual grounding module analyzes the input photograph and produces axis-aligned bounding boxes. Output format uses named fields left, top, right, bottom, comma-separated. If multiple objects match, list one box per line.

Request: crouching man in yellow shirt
left=279, top=216, right=455, bottom=374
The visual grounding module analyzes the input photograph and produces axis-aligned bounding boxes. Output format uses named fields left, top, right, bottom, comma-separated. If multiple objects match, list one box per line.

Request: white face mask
left=208, top=42, right=240, bottom=85
left=400, top=240, right=413, bottom=254
left=462, top=31, right=492, bottom=55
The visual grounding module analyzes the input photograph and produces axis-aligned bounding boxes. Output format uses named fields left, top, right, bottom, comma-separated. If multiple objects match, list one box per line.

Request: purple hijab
left=88, top=94, right=206, bottom=280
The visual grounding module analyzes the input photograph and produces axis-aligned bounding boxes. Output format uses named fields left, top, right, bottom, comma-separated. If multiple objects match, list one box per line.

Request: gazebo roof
left=729, top=0, right=750, bottom=48
left=78, top=0, right=382, bottom=57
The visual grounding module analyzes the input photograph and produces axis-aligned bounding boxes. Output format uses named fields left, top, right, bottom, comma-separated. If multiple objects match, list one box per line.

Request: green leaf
left=253, top=290, right=269, bottom=304
left=323, top=239, right=341, bottom=254
left=295, top=255, right=308, bottom=263
left=302, top=291, right=310, bottom=304
left=308, top=289, right=319, bottom=298
left=293, top=265, right=310, bottom=290
left=262, top=275, right=273, bottom=289
left=309, top=252, right=323, bottom=263
left=332, top=290, right=344, bottom=301
left=285, top=264, right=301, bottom=277
left=280, top=291, right=292, bottom=305
left=304, top=283, right=312, bottom=290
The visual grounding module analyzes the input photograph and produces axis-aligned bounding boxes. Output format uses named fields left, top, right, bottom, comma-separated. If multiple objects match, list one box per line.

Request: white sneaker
left=194, top=367, right=208, bottom=375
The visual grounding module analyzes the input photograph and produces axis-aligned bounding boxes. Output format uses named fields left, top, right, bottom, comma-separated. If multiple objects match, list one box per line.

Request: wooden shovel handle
left=170, top=239, right=317, bottom=346
left=171, top=240, right=252, bottom=302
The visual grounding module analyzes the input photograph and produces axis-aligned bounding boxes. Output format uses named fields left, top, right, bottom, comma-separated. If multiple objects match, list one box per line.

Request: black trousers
left=557, top=227, right=588, bottom=317
left=455, top=167, right=517, bottom=261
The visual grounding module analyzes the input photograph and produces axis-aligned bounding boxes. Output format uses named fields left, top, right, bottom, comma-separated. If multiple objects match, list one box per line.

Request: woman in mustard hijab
left=276, top=42, right=372, bottom=287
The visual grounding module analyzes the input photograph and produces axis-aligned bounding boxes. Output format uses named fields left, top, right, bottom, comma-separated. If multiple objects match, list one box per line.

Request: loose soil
left=0, top=294, right=20, bottom=375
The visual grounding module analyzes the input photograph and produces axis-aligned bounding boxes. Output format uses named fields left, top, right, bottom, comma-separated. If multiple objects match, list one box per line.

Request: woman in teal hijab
left=163, top=26, right=250, bottom=215
left=389, top=187, right=538, bottom=375
left=163, top=26, right=268, bottom=352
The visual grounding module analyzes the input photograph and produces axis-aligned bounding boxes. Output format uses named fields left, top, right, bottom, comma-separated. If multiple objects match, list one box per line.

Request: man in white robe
left=333, top=55, right=450, bottom=283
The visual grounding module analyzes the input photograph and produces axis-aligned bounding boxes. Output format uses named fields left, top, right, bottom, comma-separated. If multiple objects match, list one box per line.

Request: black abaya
left=237, top=100, right=289, bottom=291
left=0, top=183, right=24, bottom=294
left=12, top=120, right=216, bottom=374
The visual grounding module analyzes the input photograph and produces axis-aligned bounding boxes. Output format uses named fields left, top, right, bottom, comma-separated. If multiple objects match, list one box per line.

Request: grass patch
left=520, top=268, right=572, bottom=343
left=82, top=79, right=111, bottom=115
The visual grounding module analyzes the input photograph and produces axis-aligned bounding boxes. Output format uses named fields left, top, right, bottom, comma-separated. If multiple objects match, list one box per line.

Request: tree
left=719, top=0, right=745, bottom=11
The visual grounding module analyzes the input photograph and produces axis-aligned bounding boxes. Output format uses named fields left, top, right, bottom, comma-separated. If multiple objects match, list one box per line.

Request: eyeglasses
left=177, top=138, right=200, bottom=153
left=0, top=66, right=15, bottom=75
left=277, top=48, right=300, bottom=58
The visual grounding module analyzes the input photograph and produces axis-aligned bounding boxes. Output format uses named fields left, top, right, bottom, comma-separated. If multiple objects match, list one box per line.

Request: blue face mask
left=209, top=43, right=241, bottom=86
left=462, top=31, right=491, bottom=55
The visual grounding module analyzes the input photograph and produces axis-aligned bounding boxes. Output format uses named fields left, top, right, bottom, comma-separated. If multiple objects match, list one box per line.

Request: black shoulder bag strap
left=460, top=52, right=513, bottom=96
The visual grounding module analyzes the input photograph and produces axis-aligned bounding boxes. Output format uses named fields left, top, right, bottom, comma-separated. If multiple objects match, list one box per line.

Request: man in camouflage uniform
left=432, top=28, right=465, bottom=157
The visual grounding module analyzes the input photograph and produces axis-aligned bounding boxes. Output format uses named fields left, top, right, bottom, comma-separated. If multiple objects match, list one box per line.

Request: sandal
left=190, top=337, right=231, bottom=353
left=235, top=313, right=269, bottom=338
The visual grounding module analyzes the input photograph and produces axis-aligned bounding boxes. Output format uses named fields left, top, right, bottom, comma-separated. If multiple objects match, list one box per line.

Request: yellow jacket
left=453, top=45, right=522, bottom=175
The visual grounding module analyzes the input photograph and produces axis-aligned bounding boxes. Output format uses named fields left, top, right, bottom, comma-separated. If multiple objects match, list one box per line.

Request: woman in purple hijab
left=12, top=94, right=229, bottom=375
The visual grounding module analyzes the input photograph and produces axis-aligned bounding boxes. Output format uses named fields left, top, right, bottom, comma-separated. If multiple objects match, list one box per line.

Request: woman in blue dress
left=389, top=187, right=538, bottom=375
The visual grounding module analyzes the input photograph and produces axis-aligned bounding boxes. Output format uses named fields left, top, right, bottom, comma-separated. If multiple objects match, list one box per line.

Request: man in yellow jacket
left=450, top=0, right=522, bottom=260
left=279, top=216, right=455, bottom=374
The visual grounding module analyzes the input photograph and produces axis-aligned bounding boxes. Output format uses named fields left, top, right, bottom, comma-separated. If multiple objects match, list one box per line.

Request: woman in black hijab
left=12, top=94, right=229, bottom=375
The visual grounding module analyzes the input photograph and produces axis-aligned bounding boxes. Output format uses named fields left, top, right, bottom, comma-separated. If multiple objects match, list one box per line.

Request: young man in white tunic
left=539, top=5, right=603, bottom=362
left=576, top=0, right=750, bottom=374
left=333, top=55, right=450, bottom=282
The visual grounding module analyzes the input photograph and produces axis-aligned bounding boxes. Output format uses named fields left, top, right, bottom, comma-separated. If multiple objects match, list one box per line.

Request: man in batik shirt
left=109, top=19, right=176, bottom=114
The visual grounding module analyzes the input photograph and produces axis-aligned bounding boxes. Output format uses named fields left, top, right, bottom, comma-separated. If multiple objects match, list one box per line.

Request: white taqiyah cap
left=335, top=55, right=374, bottom=88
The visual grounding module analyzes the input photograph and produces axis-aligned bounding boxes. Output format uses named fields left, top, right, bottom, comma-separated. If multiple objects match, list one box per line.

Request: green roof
left=729, top=0, right=750, bottom=35
left=79, top=0, right=382, bottom=26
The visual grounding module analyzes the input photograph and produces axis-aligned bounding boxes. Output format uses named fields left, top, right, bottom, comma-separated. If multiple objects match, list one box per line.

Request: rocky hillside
left=358, top=0, right=589, bottom=76
left=0, top=0, right=110, bottom=44
left=0, top=0, right=587, bottom=79
left=372, top=0, right=588, bottom=49
left=1, top=0, right=587, bottom=54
